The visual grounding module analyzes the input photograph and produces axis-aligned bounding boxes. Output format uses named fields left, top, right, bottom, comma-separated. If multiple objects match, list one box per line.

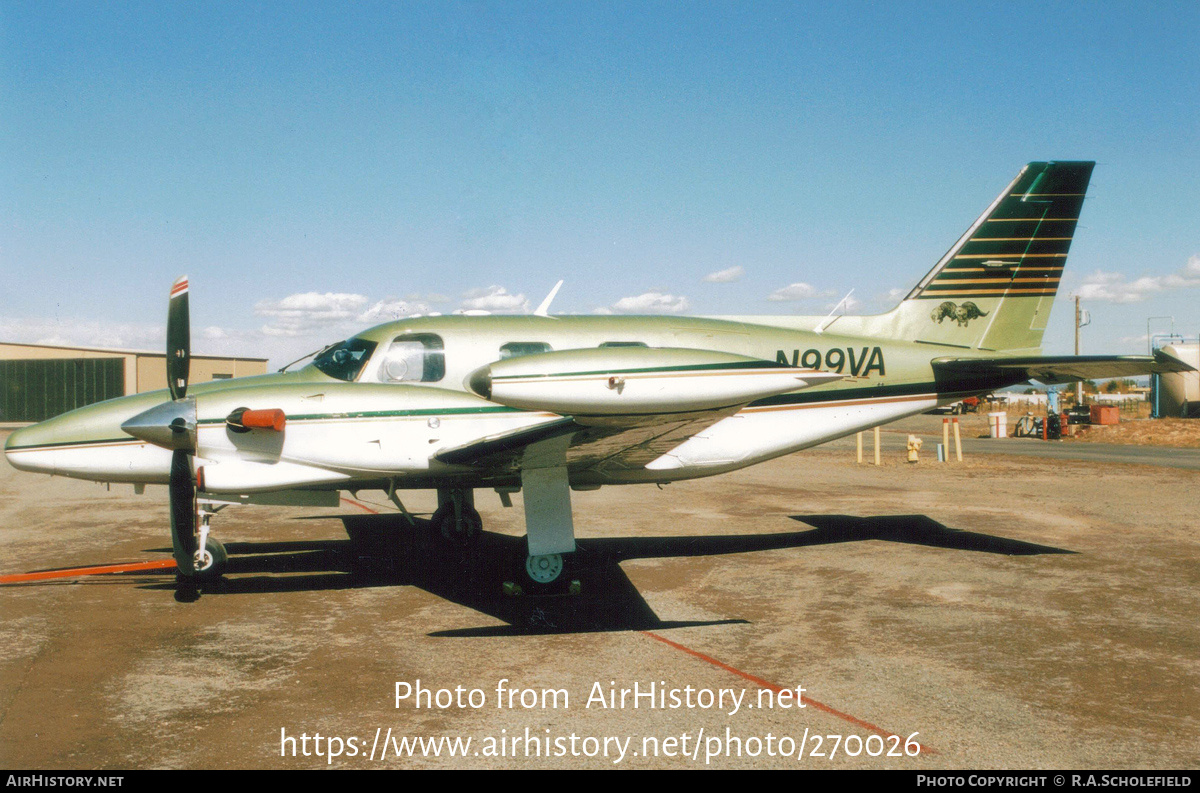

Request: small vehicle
left=959, top=396, right=982, bottom=413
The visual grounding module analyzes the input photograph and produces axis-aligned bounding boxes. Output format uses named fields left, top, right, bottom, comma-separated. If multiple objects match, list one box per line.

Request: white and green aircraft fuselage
left=4, top=162, right=1188, bottom=587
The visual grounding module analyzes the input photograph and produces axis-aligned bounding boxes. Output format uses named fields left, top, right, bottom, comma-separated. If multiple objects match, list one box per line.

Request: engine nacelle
left=466, top=347, right=840, bottom=416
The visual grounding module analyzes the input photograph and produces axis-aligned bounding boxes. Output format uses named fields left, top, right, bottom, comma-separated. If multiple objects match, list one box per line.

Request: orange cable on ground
left=0, top=559, right=178, bottom=584
left=3, top=499, right=380, bottom=584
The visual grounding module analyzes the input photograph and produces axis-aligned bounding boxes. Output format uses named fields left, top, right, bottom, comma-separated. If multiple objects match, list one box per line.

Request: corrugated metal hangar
left=0, top=342, right=268, bottom=423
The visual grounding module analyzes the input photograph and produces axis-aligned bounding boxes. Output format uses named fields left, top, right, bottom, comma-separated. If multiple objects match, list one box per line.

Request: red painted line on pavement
left=340, top=496, right=380, bottom=514
left=641, top=630, right=935, bottom=756
left=0, top=559, right=178, bottom=584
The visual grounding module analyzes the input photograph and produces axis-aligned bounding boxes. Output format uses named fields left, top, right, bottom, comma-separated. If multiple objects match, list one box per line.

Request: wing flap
left=433, top=407, right=741, bottom=475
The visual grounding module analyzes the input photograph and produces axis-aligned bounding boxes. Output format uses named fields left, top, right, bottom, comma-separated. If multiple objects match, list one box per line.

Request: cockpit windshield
left=311, top=338, right=378, bottom=382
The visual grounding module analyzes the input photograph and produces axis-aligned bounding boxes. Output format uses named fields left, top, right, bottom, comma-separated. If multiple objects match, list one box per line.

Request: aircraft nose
left=3, top=393, right=170, bottom=480
left=4, top=422, right=54, bottom=474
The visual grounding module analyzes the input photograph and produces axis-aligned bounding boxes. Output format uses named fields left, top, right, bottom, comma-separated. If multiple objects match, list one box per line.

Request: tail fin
left=887, top=161, right=1094, bottom=352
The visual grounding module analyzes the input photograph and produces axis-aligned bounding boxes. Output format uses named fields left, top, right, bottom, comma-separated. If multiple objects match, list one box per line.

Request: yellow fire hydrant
left=906, top=434, right=923, bottom=463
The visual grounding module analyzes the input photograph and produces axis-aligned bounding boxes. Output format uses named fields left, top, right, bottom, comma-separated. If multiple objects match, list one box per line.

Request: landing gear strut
left=518, top=464, right=576, bottom=586
left=190, top=502, right=227, bottom=580
left=432, top=472, right=578, bottom=589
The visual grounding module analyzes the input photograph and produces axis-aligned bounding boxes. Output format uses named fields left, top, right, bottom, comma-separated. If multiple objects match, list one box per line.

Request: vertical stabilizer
left=886, top=161, right=1094, bottom=352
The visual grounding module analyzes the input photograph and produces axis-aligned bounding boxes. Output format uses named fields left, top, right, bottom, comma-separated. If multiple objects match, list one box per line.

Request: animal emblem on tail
left=930, top=301, right=989, bottom=327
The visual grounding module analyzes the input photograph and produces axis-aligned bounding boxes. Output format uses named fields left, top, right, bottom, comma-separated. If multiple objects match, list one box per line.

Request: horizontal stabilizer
left=932, top=351, right=1194, bottom=386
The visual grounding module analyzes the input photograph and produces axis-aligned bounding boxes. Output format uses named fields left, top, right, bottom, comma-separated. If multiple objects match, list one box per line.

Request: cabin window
left=313, top=337, right=378, bottom=382
left=499, top=342, right=552, bottom=359
left=379, top=334, right=445, bottom=383
left=599, top=341, right=648, bottom=348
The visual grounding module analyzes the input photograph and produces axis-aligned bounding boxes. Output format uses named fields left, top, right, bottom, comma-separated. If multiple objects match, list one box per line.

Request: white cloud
left=826, top=294, right=862, bottom=312
left=702, top=266, right=745, bottom=284
left=1077, top=255, right=1200, bottom=304
left=610, top=291, right=690, bottom=314
left=0, top=317, right=166, bottom=351
left=1077, top=272, right=1134, bottom=303
left=255, top=292, right=369, bottom=336
left=0, top=316, right=277, bottom=363
left=460, top=285, right=529, bottom=313
left=358, top=298, right=435, bottom=323
left=767, top=282, right=818, bottom=301
left=1163, top=254, right=1200, bottom=288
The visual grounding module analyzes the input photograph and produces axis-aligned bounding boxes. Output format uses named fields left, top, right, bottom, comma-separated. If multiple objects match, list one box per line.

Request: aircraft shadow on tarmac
left=126, top=512, right=1071, bottom=635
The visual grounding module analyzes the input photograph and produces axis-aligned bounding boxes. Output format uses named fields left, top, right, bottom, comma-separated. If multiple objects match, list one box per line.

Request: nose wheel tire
left=189, top=538, right=227, bottom=580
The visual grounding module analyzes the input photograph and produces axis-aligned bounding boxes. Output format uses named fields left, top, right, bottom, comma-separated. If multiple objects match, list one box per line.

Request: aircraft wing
left=434, top=407, right=744, bottom=478
left=439, top=345, right=843, bottom=479
left=932, top=350, right=1194, bottom=386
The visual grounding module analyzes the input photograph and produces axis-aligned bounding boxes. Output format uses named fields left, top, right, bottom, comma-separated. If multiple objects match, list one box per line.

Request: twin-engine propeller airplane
left=5, top=161, right=1191, bottom=599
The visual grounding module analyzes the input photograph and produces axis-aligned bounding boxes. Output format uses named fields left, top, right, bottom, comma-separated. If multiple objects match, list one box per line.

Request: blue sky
left=2, top=1, right=1197, bottom=365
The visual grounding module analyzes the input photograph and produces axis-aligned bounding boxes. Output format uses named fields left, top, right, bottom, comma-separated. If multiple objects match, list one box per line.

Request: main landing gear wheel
left=191, top=538, right=228, bottom=581
left=430, top=502, right=483, bottom=546
left=525, top=553, right=563, bottom=584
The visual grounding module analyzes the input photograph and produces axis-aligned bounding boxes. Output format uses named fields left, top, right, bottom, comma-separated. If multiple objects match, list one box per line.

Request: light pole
left=1146, top=316, right=1174, bottom=354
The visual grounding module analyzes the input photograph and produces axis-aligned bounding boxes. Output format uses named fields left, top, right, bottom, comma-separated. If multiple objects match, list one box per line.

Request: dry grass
left=1067, top=417, right=1200, bottom=448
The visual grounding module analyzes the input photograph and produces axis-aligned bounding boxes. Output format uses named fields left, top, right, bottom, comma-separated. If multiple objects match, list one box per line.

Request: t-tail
left=881, top=161, right=1095, bottom=353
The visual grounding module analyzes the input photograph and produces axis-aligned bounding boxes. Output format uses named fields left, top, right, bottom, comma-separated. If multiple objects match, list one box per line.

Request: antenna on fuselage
left=814, top=289, right=854, bottom=335
left=534, top=280, right=564, bottom=317
left=278, top=342, right=336, bottom=373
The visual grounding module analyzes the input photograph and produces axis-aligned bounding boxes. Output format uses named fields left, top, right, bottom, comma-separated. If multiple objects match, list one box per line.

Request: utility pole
left=1074, top=297, right=1092, bottom=404
left=1075, top=296, right=1082, bottom=405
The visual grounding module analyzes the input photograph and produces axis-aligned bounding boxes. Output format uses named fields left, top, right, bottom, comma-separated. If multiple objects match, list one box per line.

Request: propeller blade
left=167, top=276, right=191, bottom=401
left=169, top=448, right=197, bottom=576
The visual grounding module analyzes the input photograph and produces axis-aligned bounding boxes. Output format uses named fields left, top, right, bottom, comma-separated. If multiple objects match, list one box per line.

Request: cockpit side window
left=312, top=338, right=378, bottom=382
left=599, top=341, right=649, bottom=348
left=379, top=334, right=445, bottom=383
left=499, top=342, right=552, bottom=360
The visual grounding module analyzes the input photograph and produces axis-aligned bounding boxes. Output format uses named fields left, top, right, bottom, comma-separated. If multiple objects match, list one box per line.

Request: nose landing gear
left=193, top=537, right=228, bottom=580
